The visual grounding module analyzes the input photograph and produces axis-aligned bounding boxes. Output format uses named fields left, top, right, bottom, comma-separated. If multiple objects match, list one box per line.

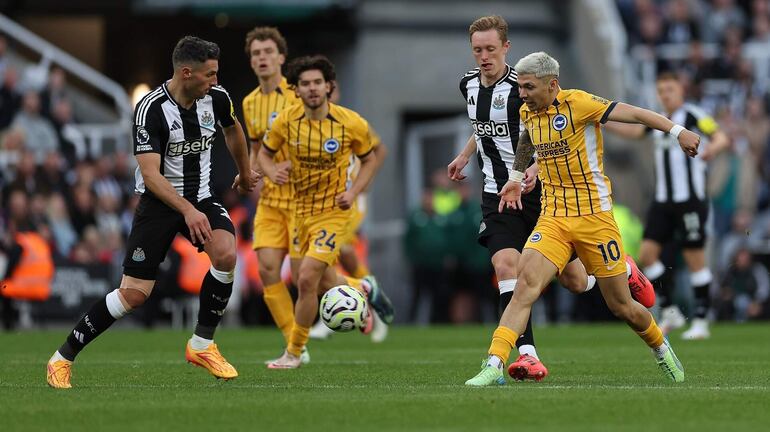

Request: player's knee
left=491, top=256, right=516, bottom=279
left=606, top=298, right=633, bottom=320
left=296, top=272, right=320, bottom=295
left=559, top=272, right=584, bottom=294
left=258, top=259, right=281, bottom=281
left=211, top=250, right=237, bottom=272
left=118, top=288, right=148, bottom=308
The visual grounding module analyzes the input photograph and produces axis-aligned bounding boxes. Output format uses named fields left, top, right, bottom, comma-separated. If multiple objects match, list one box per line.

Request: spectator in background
left=68, top=182, right=96, bottom=236
left=0, top=35, right=9, bottom=79
left=447, top=182, right=494, bottom=323
left=112, top=151, right=133, bottom=203
left=46, top=192, right=77, bottom=257
left=404, top=188, right=451, bottom=323
left=0, top=66, right=21, bottom=129
left=93, top=156, right=122, bottom=202
left=702, top=0, right=746, bottom=43
left=12, top=90, right=58, bottom=163
left=748, top=14, right=770, bottom=44
left=35, top=151, right=67, bottom=196
left=718, top=247, right=770, bottom=322
left=50, top=98, right=84, bottom=166
left=662, top=0, right=701, bottom=44
left=40, top=66, right=68, bottom=122
left=4, top=150, right=38, bottom=199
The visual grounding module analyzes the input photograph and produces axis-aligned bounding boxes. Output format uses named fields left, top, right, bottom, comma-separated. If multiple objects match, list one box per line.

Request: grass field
left=1, top=323, right=768, bottom=431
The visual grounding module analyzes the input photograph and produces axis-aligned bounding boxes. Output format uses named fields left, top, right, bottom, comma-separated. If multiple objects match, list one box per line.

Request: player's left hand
left=232, top=169, right=261, bottom=194
left=497, top=179, right=523, bottom=212
left=523, top=163, right=539, bottom=194
left=678, top=129, right=700, bottom=158
left=336, top=191, right=356, bottom=210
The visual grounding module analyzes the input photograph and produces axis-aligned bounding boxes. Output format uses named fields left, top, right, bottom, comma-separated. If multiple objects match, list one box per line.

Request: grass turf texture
left=1, top=324, right=768, bottom=431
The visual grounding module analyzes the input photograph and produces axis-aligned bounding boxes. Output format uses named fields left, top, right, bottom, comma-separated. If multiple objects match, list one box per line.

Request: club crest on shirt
left=492, top=94, right=505, bottom=110
left=552, top=114, right=568, bottom=131
left=200, top=111, right=214, bottom=128
left=136, top=126, right=149, bottom=145
left=323, top=138, right=340, bottom=153
left=268, top=111, right=279, bottom=127
left=132, top=247, right=146, bottom=262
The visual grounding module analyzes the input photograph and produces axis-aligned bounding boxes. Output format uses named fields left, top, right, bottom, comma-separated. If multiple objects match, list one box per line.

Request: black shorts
left=122, top=194, right=235, bottom=280
left=643, top=199, right=709, bottom=249
left=477, top=187, right=542, bottom=256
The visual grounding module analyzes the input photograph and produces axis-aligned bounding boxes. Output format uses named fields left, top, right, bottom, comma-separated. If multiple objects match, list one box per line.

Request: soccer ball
left=319, top=285, right=368, bottom=332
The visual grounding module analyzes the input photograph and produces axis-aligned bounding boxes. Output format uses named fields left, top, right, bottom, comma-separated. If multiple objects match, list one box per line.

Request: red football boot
left=626, top=255, right=656, bottom=308
left=507, top=354, right=548, bottom=381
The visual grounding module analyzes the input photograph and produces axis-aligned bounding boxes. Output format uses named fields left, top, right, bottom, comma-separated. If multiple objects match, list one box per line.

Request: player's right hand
left=678, top=129, right=700, bottom=158
left=447, top=155, right=468, bottom=181
left=523, top=163, right=539, bottom=194
left=497, top=179, right=523, bottom=212
left=272, top=161, right=291, bottom=185
left=184, top=208, right=212, bottom=245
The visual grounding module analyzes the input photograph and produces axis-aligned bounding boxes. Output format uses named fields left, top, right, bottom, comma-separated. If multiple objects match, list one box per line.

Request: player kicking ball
left=465, top=52, right=693, bottom=386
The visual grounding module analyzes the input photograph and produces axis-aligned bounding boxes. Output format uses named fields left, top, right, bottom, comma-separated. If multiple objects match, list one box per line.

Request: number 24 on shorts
left=314, top=229, right=337, bottom=251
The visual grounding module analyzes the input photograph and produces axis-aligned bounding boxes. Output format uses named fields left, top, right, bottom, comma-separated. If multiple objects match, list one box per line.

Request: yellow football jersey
left=520, top=89, right=617, bottom=217
left=347, top=128, right=381, bottom=182
left=242, top=77, right=300, bottom=209
left=264, top=102, right=374, bottom=217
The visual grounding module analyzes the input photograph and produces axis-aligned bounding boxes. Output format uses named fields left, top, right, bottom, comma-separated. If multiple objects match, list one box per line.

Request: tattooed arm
left=497, top=129, right=535, bottom=212
left=512, top=129, right=535, bottom=174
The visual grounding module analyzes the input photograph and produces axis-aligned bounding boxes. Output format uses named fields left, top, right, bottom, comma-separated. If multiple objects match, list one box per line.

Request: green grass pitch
left=1, top=324, right=768, bottom=431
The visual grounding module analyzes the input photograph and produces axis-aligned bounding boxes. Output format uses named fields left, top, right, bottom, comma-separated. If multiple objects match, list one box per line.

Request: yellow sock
left=636, top=314, right=664, bottom=348
left=488, top=326, right=519, bottom=364
left=343, top=276, right=366, bottom=295
left=351, top=264, right=370, bottom=279
left=263, top=281, right=294, bottom=344
left=287, top=323, right=310, bottom=357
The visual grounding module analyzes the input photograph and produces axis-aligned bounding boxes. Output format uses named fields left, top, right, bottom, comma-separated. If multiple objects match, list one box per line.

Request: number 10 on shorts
left=596, top=239, right=621, bottom=265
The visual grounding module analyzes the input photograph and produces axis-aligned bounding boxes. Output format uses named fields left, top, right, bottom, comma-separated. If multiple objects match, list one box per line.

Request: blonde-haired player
left=466, top=52, right=698, bottom=386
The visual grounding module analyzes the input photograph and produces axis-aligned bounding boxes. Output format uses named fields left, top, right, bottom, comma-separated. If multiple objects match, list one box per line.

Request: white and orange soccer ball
left=319, top=285, right=368, bottom=332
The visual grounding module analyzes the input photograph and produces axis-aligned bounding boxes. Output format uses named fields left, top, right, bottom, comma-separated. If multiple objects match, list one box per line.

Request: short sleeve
left=573, top=90, right=617, bottom=125
left=351, top=115, right=374, bottom=157
left=242, top=96, right=259, bottom=140
left=263, top=110, right=287, bottom=153
left=211, top=87, right=236, bottom=128
left=133, top=104, right=163, bottom=155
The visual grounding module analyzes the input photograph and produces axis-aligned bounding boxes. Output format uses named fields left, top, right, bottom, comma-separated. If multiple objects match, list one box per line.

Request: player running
left=46, top=36, right=259, bottom=388
left=605, top=72, right=729, bottom=339
left=465, top=51, right=695, bottom=386
left=258, top=55, right=393, bottom=369
left=450, top=16, right=654, bottom=382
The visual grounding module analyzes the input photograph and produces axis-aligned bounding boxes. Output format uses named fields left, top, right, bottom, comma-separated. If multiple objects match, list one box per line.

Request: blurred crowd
left=616, top=0, right=770, bottom=321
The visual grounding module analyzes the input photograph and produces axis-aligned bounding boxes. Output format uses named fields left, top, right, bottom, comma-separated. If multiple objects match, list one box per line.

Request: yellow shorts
left=291, top=208, right=351, bottom=266
left=524, top=210, right=626, bottom=278
left=252, top=202, right=294, bottom=250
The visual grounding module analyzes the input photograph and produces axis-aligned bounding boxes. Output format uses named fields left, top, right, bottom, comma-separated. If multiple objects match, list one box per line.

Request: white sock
left=486, top=355, right=503, bottom=370
left=518, top=344, right=539, bottom=360
left=50, top=351, right=70, bottom=363
left=584, top=275, right=597, bottom=292
left=498, top=279, right=516, bottom=294
left=190, top=334, right=213, bottom=350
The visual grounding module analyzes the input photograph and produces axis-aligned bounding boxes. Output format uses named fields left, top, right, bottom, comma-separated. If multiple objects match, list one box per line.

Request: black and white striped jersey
left=132, top=82, right=236, bottom=203
left=460, top=64, right=525, bottom=194
left=648, top=103, right=718, bottom=203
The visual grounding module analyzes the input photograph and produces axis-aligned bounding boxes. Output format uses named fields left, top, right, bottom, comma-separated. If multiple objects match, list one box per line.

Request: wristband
left=669, top=124, right=685, bottom=138
left=509, top=170, right=524, bottom=183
